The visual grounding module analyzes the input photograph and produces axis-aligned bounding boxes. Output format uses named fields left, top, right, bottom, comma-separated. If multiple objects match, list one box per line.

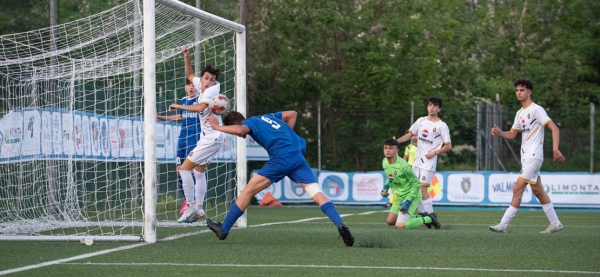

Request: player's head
left=513, top=79, right=533, bottom=102
left=184, top=78, right=197, bottom=97
left=199, top=65, right=221, bottom=92
left=426, top=96, right=443, bottom=116
left=383, top=138, right=399, bottom=158
left=223, top=110, right=246, bottom=126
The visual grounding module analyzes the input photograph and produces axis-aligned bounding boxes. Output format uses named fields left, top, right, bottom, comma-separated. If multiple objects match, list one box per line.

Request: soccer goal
left=0, top=0, right=246, bottom=243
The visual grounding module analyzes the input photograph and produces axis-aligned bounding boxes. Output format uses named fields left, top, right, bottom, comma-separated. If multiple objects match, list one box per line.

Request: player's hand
left=491, top=124, right=501, bottom=136
left=182, top=47, right=189, bottom=57
left=207, top=115, right=219, bottom=128
left=380, top=185, right=390, bottom=197
left=168, top=104, right=179, bottom=111
left=425, top=151, right=436, bottom=159
left=553, top=149, right=566, bottom=162
left=400, top=199, right=412, bottom=213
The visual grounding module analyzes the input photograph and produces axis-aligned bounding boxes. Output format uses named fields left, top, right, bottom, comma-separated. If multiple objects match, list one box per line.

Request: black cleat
left=337, top=222, right=354, bottom=247
left=419, top=213, right=432, bottom=229
left=428, top=212, right=441, bottom=229
left=206, top=218, right=228, bottom=240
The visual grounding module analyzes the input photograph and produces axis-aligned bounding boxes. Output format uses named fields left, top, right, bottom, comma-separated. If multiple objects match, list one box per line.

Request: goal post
left=0, top=0, right=246, bottom=243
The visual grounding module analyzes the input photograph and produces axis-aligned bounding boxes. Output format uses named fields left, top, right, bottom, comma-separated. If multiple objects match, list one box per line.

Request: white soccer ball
left=209, top=94, right=230, bottom=115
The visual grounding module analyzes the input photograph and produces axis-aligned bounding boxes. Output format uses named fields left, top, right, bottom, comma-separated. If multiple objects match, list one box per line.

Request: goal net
left=0, top=0, right=246, bottom=242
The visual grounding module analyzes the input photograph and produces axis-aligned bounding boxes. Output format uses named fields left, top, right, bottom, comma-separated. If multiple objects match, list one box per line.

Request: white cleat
left=177, top=204, right=200, bottom=223
left=489, top=223, right=507, bottom=233
left=189, top=208, right=205, bottom=223
left=540, top=223, right=563, bottom=234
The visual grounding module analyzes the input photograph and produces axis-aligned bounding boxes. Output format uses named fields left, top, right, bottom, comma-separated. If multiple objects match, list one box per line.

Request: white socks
left=500, top=205, right=518, bottom=227
left=542, top=203, right=560, bottom=225
left=423, top=198, right=434, bottom=213
left=194, top=170, right=206, bottom=209
left=417, top=202, right=425, bottom=214
left=179, top=170, right=195, bottom=204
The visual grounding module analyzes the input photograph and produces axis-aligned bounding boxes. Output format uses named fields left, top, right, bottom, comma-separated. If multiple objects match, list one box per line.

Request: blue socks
left=221, top=203, right=245, bottom=233
left=320, top=202, right=343, bottom=226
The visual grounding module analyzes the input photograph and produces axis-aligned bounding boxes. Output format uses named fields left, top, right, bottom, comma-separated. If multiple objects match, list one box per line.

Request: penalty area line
left=60, top=262, right=600, bottom=275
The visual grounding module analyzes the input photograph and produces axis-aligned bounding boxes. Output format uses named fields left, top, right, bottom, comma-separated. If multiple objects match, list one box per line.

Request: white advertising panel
left=488, top=173, right=532, bottom=203
left=352, top=173, right=384, bottom=201
left=22, top=110, right=40, bottom=156
left=319, top=172, right=349, bottom=201
left=447, top=173, right=485, bottom=202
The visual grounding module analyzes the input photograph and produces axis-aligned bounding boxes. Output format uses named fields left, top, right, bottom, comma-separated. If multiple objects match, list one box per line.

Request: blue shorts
left=258, top=151, right=316, bottom=184
left=176, top=136, right=199, bottom=166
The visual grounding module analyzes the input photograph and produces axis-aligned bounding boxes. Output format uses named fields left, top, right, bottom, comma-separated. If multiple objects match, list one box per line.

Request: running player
left=489, top=78, right=565, bottom=233
left=156, top=80, right=201, bottom=214
left=168, top=47, right=223, bottom=223
left=396, top=97, right=452, bottom=215
left=204, top=110, right=354, bottom=246
left=381, top=139, right=440, bottom=229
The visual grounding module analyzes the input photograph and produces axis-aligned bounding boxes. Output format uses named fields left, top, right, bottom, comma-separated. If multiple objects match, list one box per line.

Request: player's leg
left=176, top=138, right=188, bottom=214
left=289, top=152, right=353, bottom=246
left=531, top=175, right=563, bottom=233
left=396, top=198, right=439, bottom=229
left=188, top=136, right=223, bottom=221
left=387, top=196, right=400, bottom=226
left=177, top=158, right=200, bottom=223
left=489, top=179, right=526, bottom=232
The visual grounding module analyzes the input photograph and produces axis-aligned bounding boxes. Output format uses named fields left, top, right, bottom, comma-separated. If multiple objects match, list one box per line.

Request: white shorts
left=519, top=158, right=543, bottom=184
left=412, top=165, right=434, bottom=186
left=186, top=134, right=223, bottom=166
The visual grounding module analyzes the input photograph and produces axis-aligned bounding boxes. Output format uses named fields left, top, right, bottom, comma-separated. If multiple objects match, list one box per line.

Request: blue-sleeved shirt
left=179, top=95, right=201, bottom=140
left=243, top=112, right=305, bottom=157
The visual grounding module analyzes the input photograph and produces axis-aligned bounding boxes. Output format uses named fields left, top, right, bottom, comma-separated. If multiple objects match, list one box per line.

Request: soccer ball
left=209, top=94, right=230, bottom=115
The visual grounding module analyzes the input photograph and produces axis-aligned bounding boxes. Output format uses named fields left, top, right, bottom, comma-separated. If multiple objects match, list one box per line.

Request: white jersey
left=408, top=116, right=451, bottom=171
left=510, top=103, right=551, bottom=161
left=193, top=78, right=224, bottom=142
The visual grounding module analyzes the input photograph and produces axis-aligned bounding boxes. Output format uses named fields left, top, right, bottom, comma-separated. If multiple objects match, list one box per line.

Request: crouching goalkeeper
left=381, top=139, right=440, bottom=229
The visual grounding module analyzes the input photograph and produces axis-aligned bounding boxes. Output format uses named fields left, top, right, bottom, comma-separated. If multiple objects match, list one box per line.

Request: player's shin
left=404, top=217, right=431, bottom=229
left=221, top=203, right=244, bottom=233
left=179, top=170, right=195, bottom=204
left=193, top=170, right=206, bottom=209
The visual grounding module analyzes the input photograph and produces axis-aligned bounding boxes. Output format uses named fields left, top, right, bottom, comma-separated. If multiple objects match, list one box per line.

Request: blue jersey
left=179, top=95, right=201, bottom=140
left=244, top=112, right=305, bottom=157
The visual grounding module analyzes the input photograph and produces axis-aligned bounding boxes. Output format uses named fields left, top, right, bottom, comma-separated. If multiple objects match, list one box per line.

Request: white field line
left=60, top=262, right=600, bottom=275
left=0, top=210, right=597, bottom=275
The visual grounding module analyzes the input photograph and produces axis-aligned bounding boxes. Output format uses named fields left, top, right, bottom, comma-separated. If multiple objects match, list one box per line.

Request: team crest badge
left=527, top=113, right=531, bottom=119
left=422, top=176, right=426, bottom=181
left=461, top=177, right=471, bottom=193
left=433, top=128, right=436, bottom=132
left=322, top=175, right=344, bottom=198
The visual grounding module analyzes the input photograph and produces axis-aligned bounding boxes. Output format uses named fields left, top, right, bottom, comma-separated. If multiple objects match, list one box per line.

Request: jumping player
left=168, top=47, right=223, bottom=223
left=204, top=110, right=354, bottom=247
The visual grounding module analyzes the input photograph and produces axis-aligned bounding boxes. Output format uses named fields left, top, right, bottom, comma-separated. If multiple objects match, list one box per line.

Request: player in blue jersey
left=204, top=110, right=354, bottom=247
left=156, top=80, right=202, bottom=214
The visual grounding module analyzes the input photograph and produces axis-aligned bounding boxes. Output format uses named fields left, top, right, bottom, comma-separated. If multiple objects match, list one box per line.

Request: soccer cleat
left=337, top=222, right=354, bottom=247
left=206, top=218, right=228, bottom=240
left=419, top=213, right=432, bottom=229
left=489, top=223, right=507, bottom=233
left=540, top=223, right=563, bottom=234
left=177, top=204, right=199, bottom=223
left=188, top=208, right=206, bottom=223
left=179, top=200, right=187, bottom=215
left=428, top=212, right=441, bottom=229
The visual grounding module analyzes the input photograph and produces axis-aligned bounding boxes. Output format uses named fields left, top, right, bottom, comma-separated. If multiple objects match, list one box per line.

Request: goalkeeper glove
left=400, top=199, right=412, bottom=213
left=380, top=185, right=390, bottom=197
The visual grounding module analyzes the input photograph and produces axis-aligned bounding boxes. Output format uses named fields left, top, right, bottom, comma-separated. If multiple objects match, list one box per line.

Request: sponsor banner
left=0, top=108, right=269, bottom=163
left=251, top=170, right=599, bottom=208
left=447, top=173, right=485, bottom=203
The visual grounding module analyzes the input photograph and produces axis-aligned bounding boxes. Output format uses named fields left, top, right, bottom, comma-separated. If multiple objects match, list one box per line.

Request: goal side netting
left=0, top=0, right=246, bottom=242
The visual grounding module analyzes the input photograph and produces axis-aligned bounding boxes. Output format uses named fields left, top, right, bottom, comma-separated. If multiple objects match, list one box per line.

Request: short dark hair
left=426, top=96, right=443, bottom=108
left=200, top=64, right=221, bottom=80
left=223, top=110, right=245, bottom=126
left=384, top=138, right=398, bottom=147
left=514, top=79, right=533, bottom=91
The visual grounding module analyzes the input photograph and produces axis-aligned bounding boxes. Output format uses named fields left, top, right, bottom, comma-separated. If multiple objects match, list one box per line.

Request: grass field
left=1, top=206, right=599, bottom=276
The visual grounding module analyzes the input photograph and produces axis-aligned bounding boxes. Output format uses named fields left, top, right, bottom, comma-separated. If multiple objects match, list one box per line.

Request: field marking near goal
left=59, top=262, right=600, bottom=275
left=0, top=211, right=372, bottom=276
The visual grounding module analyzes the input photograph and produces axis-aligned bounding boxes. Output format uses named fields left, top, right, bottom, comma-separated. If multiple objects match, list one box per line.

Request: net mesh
left=0, top=0, right=240, bottom=238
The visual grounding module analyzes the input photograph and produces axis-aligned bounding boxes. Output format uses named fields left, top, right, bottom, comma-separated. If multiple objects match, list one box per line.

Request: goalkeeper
left=381, top=138, right=440, bottom=229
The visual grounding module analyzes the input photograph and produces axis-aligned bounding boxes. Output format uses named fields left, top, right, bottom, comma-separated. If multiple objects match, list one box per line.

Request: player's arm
left=403, top=146, right=409, bottom=161
left=207, top=115, right=251, bottom=136
left=426, top=142, right=452, bottom=159
left=491, top=124, right=518, bottom=140
left=280, top=111, right=297, bottom=129
left=169, top=102, right=208, bottom=113
left=396, top=132, right=412, bottom=144
left=545, top=121, right=566, bottom=162
left=182, top=47, right=195, bottom=84
left=400, top=168, right=420, bottom=213
left=156, top=114, right=182, bottom=121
